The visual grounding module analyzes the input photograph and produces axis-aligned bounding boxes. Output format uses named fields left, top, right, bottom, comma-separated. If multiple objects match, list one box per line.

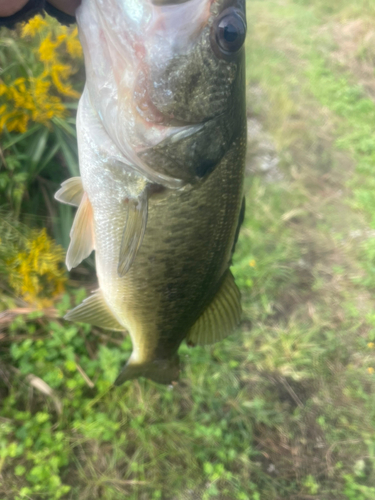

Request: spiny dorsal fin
left=64, top=290, right=124, bottom=331
left=66, top=192, right=95, bottom=270
left=118, top=192, right=148, bottom=277
left=55, top=177, right=84, bottom=207
left=186, top=271, right=242, bottom=346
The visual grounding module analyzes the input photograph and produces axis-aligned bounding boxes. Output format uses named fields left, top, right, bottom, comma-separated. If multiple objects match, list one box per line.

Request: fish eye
left=215, top=9, right=246, bottom=55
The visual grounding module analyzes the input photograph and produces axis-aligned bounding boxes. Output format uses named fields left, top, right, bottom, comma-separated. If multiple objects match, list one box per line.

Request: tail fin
left=114, top=354, right=180, bottom=386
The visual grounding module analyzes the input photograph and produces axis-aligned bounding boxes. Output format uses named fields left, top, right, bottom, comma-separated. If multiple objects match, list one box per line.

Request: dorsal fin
left=117, top=192, right=148, bottom=277
left=66, top=193, right=95, bottom=270
left=55, top=177, right=84, bottom=207
left=64, top=289, right=124, bottom=331
left=186, top=271, right=242, bottom=346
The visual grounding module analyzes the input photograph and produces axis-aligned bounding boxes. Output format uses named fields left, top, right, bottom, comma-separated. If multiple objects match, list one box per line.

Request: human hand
left=0, top=0, right=28, bottom=17
left=47, top=0, right=81, bottom=16
left=0, top=0, right=81, bottom=17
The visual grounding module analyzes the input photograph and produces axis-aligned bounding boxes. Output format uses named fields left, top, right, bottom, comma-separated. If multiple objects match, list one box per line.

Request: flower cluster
left=0, top=15, right=82, bottom=134
left=7, top=228, right=66, bottom=307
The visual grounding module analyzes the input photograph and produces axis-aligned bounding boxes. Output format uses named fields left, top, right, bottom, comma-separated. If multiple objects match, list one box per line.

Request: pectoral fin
left=118, top=192, right=148, bottom=277
left=186, top=271, right=242, bottom=346
left=55, top=177, right=84, bottom=207
left=66, top=193, right=95, bottom=270
left=64, top=289, right=124, bottom=331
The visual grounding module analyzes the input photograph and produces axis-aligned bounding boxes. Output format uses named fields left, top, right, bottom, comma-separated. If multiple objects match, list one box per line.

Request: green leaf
left=3, top=125, right=42, bottom=150
left=34, top=142, right=60, bottom=176
left=54, top=127, right=79, bottom=177
left=29, top=127, right=49, bottom=167
left=52, top=117, right=77, bottom=138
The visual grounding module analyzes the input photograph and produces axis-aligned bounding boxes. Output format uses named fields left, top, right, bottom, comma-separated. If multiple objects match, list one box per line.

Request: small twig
left=0, top=362, right=12, bottom=388
left=75, top=358, right=95, bottom=388
left=103, top=478, right=147, bottom=486
left=0, top=145, right=7, bottom=169
left=326, top=440, right=361, bottom=476
left=27, top=374, right=63, bottom=415
left=0, top=307, right=58, bottom=320
left=0, top=416, right=12, bottom=423
left=0, top=307, right=58, bottom=330
left=38, top=176, right=56, bottom=219
left=290, top=496, right=323, bottom=500
left=276, top=375, right=304, bottom=408
left=84, top=340, right=96, bottom=360
left=11, top=367, right=63, bottom=415
left=91, top=327, right=125, bottom=346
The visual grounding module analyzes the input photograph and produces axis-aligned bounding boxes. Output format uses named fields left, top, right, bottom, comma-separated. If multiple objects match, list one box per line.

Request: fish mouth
left=76, top=0, right=219, bottom=188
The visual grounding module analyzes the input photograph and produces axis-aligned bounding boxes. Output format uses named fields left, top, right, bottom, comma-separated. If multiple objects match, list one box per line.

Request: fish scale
left=55, top=0, right=247, bottom=384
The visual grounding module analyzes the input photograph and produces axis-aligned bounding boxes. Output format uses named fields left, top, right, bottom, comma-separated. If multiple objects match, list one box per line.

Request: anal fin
left=118, top=192, right=148, bottom=277
left=186, top=270, right=242, bottom=346
left=55, top=177, right=84, bottom=207
left=66, top=192, right=95, bottom=270
left=64, top=290, right=124, bottom=331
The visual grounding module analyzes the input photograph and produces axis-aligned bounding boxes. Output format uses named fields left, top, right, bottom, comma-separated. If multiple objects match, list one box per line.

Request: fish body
left=56, top=0, right=247, bottom=384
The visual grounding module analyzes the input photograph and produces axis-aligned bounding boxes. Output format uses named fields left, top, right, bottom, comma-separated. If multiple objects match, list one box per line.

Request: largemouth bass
left=55, top=0, right=247, bottom=385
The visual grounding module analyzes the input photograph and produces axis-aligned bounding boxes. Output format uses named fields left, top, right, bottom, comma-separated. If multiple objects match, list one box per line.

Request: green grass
left=2, top=0, right=375, bottom=498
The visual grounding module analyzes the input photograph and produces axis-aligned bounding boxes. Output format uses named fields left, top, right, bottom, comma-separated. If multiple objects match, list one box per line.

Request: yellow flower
left=368, top=367, right=374, bottom=375
left=0, top=16, right=83, bottom=134
left=56, top=33, right=68, bottom=44
left=38, top=34, right=57, bottom=62
left=50, top=64, right=80, bottom=98
left=249, top=259, right=256, bottom=267
left=7, top=229, right=66, bottom=306
left=66, top=28, right=83, bottom=59
left=6, top=114, right=29, bottom=134
left=21, top=15, right=48, bottom=38
left=368, top=342, right=374, bottom=349
left=0, top=83, right=7, bottom=96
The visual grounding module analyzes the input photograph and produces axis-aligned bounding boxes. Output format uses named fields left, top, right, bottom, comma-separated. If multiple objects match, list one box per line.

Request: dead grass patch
left=330, top=18, right=375, bottom=98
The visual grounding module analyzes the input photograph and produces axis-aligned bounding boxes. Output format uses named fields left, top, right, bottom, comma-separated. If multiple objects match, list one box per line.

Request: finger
left=47, top=0, right=82, bottom=16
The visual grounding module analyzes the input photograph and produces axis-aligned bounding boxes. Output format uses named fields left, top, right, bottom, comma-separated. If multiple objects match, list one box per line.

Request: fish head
left=77, top=0, right=247, bottom=183
left=142, top=0, right=246, bottom=121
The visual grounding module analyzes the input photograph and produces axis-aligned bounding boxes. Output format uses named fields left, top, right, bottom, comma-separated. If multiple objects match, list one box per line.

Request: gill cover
left=76, top=0, right=211, bottom=187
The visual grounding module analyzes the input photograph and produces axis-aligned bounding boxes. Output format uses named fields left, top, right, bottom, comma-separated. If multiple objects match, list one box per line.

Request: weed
left=1, top=1, right=375, bottom=499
